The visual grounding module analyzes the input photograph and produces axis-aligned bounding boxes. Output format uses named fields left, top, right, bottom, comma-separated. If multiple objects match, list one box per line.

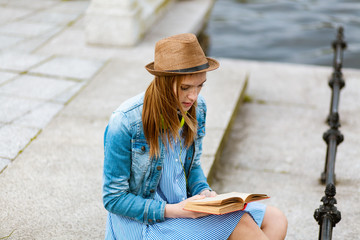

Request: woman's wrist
left=164, top=203, right=178, bottom=218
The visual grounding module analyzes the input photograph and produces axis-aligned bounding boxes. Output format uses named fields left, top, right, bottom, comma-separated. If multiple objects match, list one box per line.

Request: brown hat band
left=165, top=62, right=210, bottom=73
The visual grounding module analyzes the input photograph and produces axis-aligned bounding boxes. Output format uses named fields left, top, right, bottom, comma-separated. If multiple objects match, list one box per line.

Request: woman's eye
left=181, top=86, right=190, bottom=91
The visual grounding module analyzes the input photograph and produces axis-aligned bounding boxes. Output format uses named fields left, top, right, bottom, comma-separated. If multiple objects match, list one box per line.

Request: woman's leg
left=261, top=206, right=288, bottom=240
left=228, top=213, right=269, bottom=240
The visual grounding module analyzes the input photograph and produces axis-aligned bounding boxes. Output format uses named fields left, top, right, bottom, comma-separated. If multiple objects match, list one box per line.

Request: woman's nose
left=187, top=88, right=199, bottom=101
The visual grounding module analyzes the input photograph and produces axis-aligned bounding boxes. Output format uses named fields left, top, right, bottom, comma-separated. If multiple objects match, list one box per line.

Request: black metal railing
left=321, top=26, right=347, bottom=185
left=314, top=26, right=346, bottom=240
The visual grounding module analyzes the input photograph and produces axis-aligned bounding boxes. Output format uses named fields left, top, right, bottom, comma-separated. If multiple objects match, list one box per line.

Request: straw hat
left=145, top=33, right=219, bottom=76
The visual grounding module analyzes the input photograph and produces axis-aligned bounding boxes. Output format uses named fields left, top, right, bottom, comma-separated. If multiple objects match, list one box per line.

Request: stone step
left=201, top=58, right=249, bottom=178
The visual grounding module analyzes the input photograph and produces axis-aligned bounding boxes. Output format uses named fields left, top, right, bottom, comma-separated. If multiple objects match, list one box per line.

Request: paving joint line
left=0, top=128, right=42, bottom=163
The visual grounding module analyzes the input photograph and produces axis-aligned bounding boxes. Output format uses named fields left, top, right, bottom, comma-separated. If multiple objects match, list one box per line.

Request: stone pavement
left=0, top=0, right=106, bottom=172
left=1, top=0, right=360, bottom=239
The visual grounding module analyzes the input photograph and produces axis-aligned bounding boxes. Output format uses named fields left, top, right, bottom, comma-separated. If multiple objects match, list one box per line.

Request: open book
left=183, top=192, right=270, bottom=215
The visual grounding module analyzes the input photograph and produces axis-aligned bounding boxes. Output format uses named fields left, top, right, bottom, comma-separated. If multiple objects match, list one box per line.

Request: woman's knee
left=229, top=213, right=268, bottom=240
left=262, top=206, right=288, bottom=233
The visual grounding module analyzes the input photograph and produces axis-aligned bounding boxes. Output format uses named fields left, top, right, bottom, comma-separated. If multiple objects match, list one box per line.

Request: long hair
left=143, top=75, right=197, bottom=158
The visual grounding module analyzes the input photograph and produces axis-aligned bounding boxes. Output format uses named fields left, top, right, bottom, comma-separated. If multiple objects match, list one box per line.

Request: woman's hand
left=199, top=189, right=217, bottom=197
left=165, top=195, right=210, bottom=219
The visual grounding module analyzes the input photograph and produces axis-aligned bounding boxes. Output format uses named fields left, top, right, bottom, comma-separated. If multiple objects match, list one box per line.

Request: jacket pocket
left=131, top=139, right=151, bottom=191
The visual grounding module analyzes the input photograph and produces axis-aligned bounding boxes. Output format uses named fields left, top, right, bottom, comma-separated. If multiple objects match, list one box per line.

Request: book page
left=189, top=192, right=269, bottom=206
left=189, top=192, right=253, bottom=205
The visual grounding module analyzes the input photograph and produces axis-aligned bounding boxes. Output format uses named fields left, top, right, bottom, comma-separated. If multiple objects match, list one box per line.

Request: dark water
left=207, top=0, right=360, bottom=68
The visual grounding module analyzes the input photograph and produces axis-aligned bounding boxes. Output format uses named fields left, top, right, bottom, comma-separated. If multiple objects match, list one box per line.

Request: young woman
left=103, top=33, right=287, bottom=239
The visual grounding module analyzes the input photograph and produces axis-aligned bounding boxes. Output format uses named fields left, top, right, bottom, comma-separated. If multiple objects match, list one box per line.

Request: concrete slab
left=37, top=27, right=155, bottom=61
left=7, top=27, right=62, bottom=53
left=0, top=157, right=10, bottom=173
left=340, top=71, right=360, bottom=112
left=0, top=52, right=49, bottom=72
left=6, top=37, right=51, bottom=54
left=14, top=102, right=64, bottom=129
left=55, top=58, right=150, bottom=120
left=0, top=71, right=17, bottom=85
left=202, top=129, right=224, bottom=160
left=2, top=0, right=58, bottom=10
left=203, top=58, right=248, bottom=130
left=71, top=15, right=85, bottom=29
left=334, top=110, right=360, bottom=181
left=0, top=124, right=39, bottom=159
left=230, top=60, right=332, bottom=107
left=0, top=21, right=57, bottom=38
left=216, top=103, right=327, bottom=177
left=0, top=75, right=77, bottom=100
left=0, top=35, right=23, bottom=50
left=0, top=95, right=44, bottom=123
left=30, top=56, right=105, bottom=80
left=0, top=136, right=105, bottom=239
left=54, top=81, right=87, bottom=104
left=25, top=11, right=80, bottom=26
left=0, top=6, right=33, bottom=24
left=49, top=1, right=90, bottom=14
left=200, top=155, right=213, bottom=179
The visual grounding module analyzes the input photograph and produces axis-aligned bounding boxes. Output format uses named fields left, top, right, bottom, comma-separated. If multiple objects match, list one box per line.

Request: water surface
left=207, top=0, right=360, bottom=68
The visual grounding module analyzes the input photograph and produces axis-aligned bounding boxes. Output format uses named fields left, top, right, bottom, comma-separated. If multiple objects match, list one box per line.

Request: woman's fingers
left=199, top=189, right=217, bottom=197
left=187, top=194, right=206, bottom=201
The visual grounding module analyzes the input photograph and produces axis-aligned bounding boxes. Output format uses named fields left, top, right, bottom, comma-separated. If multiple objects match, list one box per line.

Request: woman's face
left=175, top=72, right=207, bottom=111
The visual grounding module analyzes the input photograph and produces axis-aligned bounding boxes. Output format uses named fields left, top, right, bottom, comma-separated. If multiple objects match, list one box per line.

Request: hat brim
left=145, top=57, right=219, bottom=76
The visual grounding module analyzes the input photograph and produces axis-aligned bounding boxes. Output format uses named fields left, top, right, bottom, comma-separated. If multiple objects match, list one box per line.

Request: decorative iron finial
left=314, top=183, right=341, bottom=227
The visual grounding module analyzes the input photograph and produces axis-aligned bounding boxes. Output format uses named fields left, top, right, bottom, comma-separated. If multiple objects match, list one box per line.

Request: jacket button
left=141, top=146, right=145, bottom=151
left=150, top=189, right=155, bottom=193
left=157, top=166, right=162, bottom=171
left=156, top=219, right=161, bottom=223
left=148, top=219, right=153, bottom=223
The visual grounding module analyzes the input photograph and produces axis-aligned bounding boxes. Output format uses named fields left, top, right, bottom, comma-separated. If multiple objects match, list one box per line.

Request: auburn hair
left=143, top=75, right=198, bottom=158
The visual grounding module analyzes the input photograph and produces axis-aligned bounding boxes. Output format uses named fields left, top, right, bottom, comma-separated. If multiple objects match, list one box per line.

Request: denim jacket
left=103, top=92, right=211, bottom=225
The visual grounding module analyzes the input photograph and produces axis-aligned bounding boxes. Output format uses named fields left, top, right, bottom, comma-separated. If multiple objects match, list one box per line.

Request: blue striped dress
left=105, top=131, right=266, bottom=239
